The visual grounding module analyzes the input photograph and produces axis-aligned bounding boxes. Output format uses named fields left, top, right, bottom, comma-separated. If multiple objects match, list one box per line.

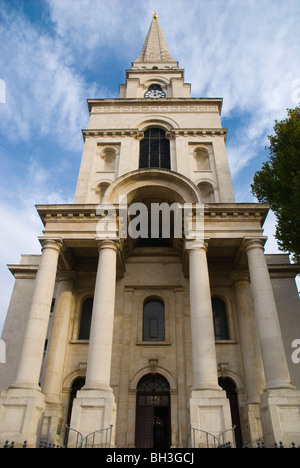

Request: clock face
left=144, top=85, right=166, bottom=99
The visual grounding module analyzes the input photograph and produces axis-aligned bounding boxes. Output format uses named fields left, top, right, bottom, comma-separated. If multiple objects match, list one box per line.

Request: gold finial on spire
left=152, top=10, right=158, bottom=20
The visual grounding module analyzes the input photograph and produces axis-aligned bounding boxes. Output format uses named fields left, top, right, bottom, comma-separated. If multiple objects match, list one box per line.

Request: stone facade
left=0, top=15, right=300, bottom=448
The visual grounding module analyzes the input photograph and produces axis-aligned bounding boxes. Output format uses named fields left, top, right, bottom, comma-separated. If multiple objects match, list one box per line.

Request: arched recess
left=130, top=366, right=177, bottom=392
left=130, top=115, right=180, bottom=132
left=65, top=377, right=86, bottom=446
left=218, top=377, right=243, bottom=448
left=198, top=181, right=215, bottom=203
left=96, top=182, right=110, bottom=203
left=104, top=169, right=201, bottom=205
left=194, top=147, right=211, bottom=171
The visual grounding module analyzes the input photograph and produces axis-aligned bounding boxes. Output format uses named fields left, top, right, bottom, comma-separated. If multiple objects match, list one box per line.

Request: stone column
left=69, top=240, right=118, bottom=447
left=232, top=271, right=265, bottom=445
left=85, top=240, right=118, bottom=390
left=186, top=240, right=233, bottom=447
left=243, top=238, right=293, bottom=391
left=42, top=272, right=75, bottom=402
left=40, top=272, right=74, bottom=445
left=243, top=238, right=300, bottom=446
left=0, top=238, right=62, bottom=447
left=188, top=240, right=220, bottom=390
left=13, top=238, right=63, bottom=390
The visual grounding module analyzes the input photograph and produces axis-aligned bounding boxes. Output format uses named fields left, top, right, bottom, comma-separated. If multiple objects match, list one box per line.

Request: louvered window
left=139, top=128, right=171, bottom=170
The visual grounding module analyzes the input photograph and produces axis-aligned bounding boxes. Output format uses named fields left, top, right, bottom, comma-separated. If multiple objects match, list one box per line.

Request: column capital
left=56, top=271, right=76, bottom=284
left=241, top=237, right=267, bottom=253
left=185, top=239, right=209, bottom=252
left=39, top=237, right=63, bottom=253
left=96, top=239, right=120, bottom=254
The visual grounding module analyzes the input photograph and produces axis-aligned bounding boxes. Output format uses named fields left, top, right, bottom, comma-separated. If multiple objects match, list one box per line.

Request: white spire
left=133, top=15, right=177, bottom=68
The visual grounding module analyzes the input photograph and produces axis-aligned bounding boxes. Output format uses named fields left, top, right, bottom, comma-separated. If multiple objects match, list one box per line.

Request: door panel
left=135, top=406, right=153, bottom=448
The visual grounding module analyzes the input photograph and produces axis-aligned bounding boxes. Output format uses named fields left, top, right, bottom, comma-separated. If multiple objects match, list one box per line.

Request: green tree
left=251, top=105, right=300, bottom=262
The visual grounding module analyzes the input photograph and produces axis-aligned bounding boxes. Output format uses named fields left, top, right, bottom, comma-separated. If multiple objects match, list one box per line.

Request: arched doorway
left=135, top=374, right=171, bottom=448
left=218, top=377, right=243, bottom=448
left=65, top=377, right=85, bottom=446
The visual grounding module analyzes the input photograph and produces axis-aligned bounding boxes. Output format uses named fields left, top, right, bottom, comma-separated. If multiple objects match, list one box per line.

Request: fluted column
left=187, top=240, right=220, bottom=391
left=12, top=238, right=62, bottom=391
left=243, top=238, right=293, bottom=391
left=85, top=240, right=118, bottom=390
left=42, top=272, right=75, bottom=403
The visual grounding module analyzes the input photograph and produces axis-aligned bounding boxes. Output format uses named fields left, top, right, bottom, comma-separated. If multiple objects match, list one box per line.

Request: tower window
left=139, top=128, right=171, bottom=170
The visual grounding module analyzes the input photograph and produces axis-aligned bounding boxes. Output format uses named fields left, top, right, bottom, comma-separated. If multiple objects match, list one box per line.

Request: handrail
left=189, top=425, right=236, bottom=448
left=65, top=425, right=84, bottom=449
left=80, top=425, right=113, bottom=448
left=65, top=425, right=113, bottom=448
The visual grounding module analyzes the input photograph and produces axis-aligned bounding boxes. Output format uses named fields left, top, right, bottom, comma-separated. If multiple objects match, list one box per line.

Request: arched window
left=78, top=298, right=93, bottom=340
left=212, top=298, right=230, bottom=341
left=143, top=298, right=165, bottom=342
left=139, top=128, right=171, bottom=170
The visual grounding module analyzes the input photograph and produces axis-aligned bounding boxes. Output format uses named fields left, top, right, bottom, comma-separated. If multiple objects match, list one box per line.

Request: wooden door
left=135, top=374, right=171, bottom=448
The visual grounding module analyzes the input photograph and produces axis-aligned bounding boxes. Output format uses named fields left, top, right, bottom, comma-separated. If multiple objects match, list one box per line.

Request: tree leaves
left=251, top=105, right=300, bottom=261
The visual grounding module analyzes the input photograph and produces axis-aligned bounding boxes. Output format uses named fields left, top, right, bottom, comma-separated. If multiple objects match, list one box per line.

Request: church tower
left=1, top=14, right=300, bottom=449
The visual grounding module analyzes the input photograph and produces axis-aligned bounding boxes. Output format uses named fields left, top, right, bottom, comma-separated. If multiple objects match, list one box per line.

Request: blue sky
left=0, top=0, right=300, bottom=332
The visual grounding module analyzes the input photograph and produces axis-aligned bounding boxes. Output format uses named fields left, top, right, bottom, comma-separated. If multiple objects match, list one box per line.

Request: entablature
left=87, top=98, right=223, bottom=115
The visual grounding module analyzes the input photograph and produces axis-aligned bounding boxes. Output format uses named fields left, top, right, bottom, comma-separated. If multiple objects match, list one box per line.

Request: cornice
left=8, top=264, right=39, bottom=279
left=36, top=203, right=269, bottom=227
left=267, top=263, right=300, bottom=279
left=82, top=127, right=227, bottom=141
left=87, top=97, right=223, bottom=114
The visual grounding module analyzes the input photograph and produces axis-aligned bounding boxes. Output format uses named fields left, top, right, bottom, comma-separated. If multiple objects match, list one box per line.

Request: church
left=0, top=14, right=300, bottom=448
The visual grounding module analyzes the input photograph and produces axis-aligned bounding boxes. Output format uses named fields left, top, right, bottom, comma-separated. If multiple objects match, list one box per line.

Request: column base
left=0, top=388, right=45, bottom=447
left=189, top=389, right=233, bottom=448
left=68, top=389, right=116, bottom=448
left=244, top=403, right=263, bottom=447
left=260, top=389, right=300, bottom=447
left=40, top=401, right=64, bottom=446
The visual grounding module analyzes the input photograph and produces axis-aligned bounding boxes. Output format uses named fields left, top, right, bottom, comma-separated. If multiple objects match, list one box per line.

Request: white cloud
left=45, top=0, right=300, bottom=175
left=0, top=6, right=102, bottom=150
left=0, top=153, right=74, bottom=334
